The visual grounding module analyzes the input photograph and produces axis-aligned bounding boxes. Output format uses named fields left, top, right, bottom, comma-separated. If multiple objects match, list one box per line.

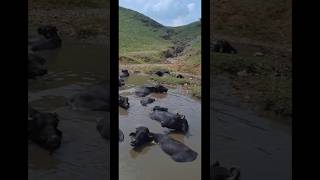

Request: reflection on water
left=28, top=41, right=109, bottom=180
left=119, top=75, right=201, bottom=180
left=210, top=75, right=292, bottom=180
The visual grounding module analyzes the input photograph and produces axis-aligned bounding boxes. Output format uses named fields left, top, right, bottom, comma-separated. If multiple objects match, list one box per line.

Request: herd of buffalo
left=28, top=25, right=240, bottom=180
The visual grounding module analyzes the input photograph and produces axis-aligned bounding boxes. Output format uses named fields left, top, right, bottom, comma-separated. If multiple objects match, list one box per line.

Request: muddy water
left=28, top=41, right=109, bottom=180
left=119, top=75, right=201, bottom=180
left=210, top=75, right=292, bottom=180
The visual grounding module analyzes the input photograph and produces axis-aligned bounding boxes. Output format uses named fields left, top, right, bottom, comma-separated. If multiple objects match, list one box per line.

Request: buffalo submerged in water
left=68, top=81, right=109, bottom=111
left=135, top=84, right=168, bottom=97
left=129, top=127, right=197, bottom=163
left=28, top=107, right=62, bottom=152
left=150, top=106, right=189, bottom=133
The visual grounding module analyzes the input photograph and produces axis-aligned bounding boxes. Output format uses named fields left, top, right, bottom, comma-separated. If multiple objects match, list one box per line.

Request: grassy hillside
left=119, top=7, right=201, bottom=66
left=119, top=7, right=171, bottom=63
left=211, top=0, right=292, bottom=47
left=211, top=0, right=292, bottom=117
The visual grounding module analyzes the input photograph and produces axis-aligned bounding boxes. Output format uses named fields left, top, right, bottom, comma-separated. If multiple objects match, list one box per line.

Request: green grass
left=212, top=0, right=291, bottom=46
left=29, top=0, right=107, bottom=8
left=151, top=76, right=201, bottom=98
left=151, top=76, right=193, bottom=85
left=119, top=7, right=201, bottom=68
left=211, top=52, right=292, bottom=117
left=119, top=7, right=171, bottom=57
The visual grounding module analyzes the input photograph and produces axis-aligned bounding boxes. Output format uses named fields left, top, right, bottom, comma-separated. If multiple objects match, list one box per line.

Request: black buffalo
left=129, top=127, right=154, bottom=148
left=135, top=84, right=168, bottom=97
left=150, top=106, right=189, bottom=133
left=119, top=95, right=129, bottom=109
left=152, top=133, right=198, bottom=163
left=68, top=81, right=109, bottom=111
left=140, top=97, right=155, bottom=106
left=28, top=107, right=62, bottom=152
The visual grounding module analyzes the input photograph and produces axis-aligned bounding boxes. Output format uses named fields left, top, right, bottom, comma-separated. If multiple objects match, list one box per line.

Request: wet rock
left=163, top=46, right=184, bottom=58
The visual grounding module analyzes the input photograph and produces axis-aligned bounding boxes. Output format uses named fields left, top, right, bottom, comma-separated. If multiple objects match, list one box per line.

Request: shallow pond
left=210, top=75, right=292, bottom=180
left=28, top=40, right=109, bottom=180
left=119, top=75, right=202, bottom=180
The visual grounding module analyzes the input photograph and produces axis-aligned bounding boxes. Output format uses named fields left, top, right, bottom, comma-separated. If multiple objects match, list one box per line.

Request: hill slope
left=119, top=7, right=201, bottom=66
left=211, top=0, right=292, bottom=47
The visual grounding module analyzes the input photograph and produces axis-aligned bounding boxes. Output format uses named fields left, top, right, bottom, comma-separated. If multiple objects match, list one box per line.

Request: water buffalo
left=210, top=161, right=240, bottom=180
left=140, top=97, right=155, bottom=106
left=211, top=40, right=237, bottom=54
left=96, top=117, right=124, bottom=142
left=28, top=107, right=62, bottom=152
left=119, top=69, right=129, bottom=78
left=129, top=127, right=154, bottom=148
left=151, top=133, right=198, bottom=162
left=68, top=81, right=109, bottom=111
left=150, top=106, right=189, bottom=133
left=28, top=53, right=47, bottom=79
left=135, top=84, right=168, bottom=97
left=119, top=95, right=129, bottom=109
left=29, top=25, right=62, bottom=51
left=154, top=70, right=170, bottom=77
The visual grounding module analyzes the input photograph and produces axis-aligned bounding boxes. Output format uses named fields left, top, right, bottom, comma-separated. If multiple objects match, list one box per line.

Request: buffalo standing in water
left=68, top=81, right=109, bottom=111
left=151, top=133, right=198, bottom=163
left=210, top=161, right=240, bottom=180
left=28, top=107, right=62, bottom=152
left=135, top=84, right=168, bottom=97
left=150, top=106, right=189, bottom=133
left=29, top=25, right=62, bottom=51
